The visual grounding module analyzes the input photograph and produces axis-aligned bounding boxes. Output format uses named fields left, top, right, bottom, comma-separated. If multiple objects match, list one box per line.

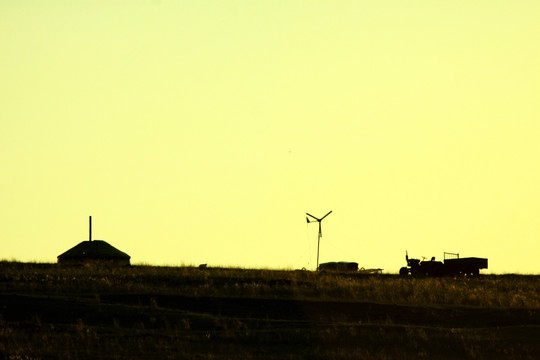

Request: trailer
left=399, top=252, right=488, bottom=276
left=318, top=262, right=383, bottom=274
left=319, top=262, right=359, bottom=272
left=442, top=252, right=488, bottom=276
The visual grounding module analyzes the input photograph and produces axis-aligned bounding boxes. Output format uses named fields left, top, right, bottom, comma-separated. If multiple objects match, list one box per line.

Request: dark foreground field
left=0, top=262, right=538, bottom=359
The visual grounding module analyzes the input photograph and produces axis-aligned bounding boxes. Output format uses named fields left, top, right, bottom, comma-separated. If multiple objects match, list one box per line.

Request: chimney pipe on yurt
left=89, top=216, right=92, bottom=242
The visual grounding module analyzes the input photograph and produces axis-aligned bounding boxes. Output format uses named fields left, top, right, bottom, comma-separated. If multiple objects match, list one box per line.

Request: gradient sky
left=1, top=1, right=538, bottom=273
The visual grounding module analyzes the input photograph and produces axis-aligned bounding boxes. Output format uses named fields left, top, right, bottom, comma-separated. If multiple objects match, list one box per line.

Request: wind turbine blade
left=320, top=210, right=333, bottom=220
left=306, top=213, right=321, bottom=221
left=306, top=217, right=311, bottom=223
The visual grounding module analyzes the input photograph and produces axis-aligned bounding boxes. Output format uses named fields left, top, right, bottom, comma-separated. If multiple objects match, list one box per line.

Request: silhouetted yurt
left=57, top=216, right=130, bottom=266
left=57, top=240, right=131, bottom=266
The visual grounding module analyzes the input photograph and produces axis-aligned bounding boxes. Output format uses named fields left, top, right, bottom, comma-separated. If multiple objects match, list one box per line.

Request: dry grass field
left=0, top=261, right=538, bottom=359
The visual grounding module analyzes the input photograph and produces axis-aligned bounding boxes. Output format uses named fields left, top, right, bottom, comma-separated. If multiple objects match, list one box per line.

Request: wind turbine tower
left=306, top=210, right=332, bottom=270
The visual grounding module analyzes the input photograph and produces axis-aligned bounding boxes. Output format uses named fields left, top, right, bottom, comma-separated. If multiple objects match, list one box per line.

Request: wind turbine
left=306, top=210, right=332, bottom=270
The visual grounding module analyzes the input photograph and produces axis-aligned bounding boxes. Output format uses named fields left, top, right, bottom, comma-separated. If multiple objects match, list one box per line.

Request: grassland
left=0, top=261, right=538, bottom=359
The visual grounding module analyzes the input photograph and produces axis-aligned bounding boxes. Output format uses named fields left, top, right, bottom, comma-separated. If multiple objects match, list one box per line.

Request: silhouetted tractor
left=399, top=252, right=488, bottom=276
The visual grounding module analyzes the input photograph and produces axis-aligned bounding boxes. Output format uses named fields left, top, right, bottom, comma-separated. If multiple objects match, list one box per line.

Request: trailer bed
left=444, top=257, right=488, bottom=275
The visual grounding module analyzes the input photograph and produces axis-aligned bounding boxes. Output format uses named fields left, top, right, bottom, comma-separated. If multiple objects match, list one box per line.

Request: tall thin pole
left=317, top=222, right=322, bottom=270
left=89, top=216, right=92, bottom=242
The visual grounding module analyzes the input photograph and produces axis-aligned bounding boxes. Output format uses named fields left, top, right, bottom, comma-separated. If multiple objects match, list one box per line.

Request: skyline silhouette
left=1, top=1, right=538, bottom=274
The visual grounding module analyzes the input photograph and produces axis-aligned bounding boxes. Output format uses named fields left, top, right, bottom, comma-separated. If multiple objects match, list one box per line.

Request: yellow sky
left=1, top=1, right=539, bottom=273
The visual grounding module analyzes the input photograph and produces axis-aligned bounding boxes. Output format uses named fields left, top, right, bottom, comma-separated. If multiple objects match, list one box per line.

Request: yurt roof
left=57, top=240, right=130, bottom=260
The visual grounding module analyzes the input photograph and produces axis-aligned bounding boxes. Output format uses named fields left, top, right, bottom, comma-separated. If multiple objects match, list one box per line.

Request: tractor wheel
left=399, top=267, right=409, bottom=276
